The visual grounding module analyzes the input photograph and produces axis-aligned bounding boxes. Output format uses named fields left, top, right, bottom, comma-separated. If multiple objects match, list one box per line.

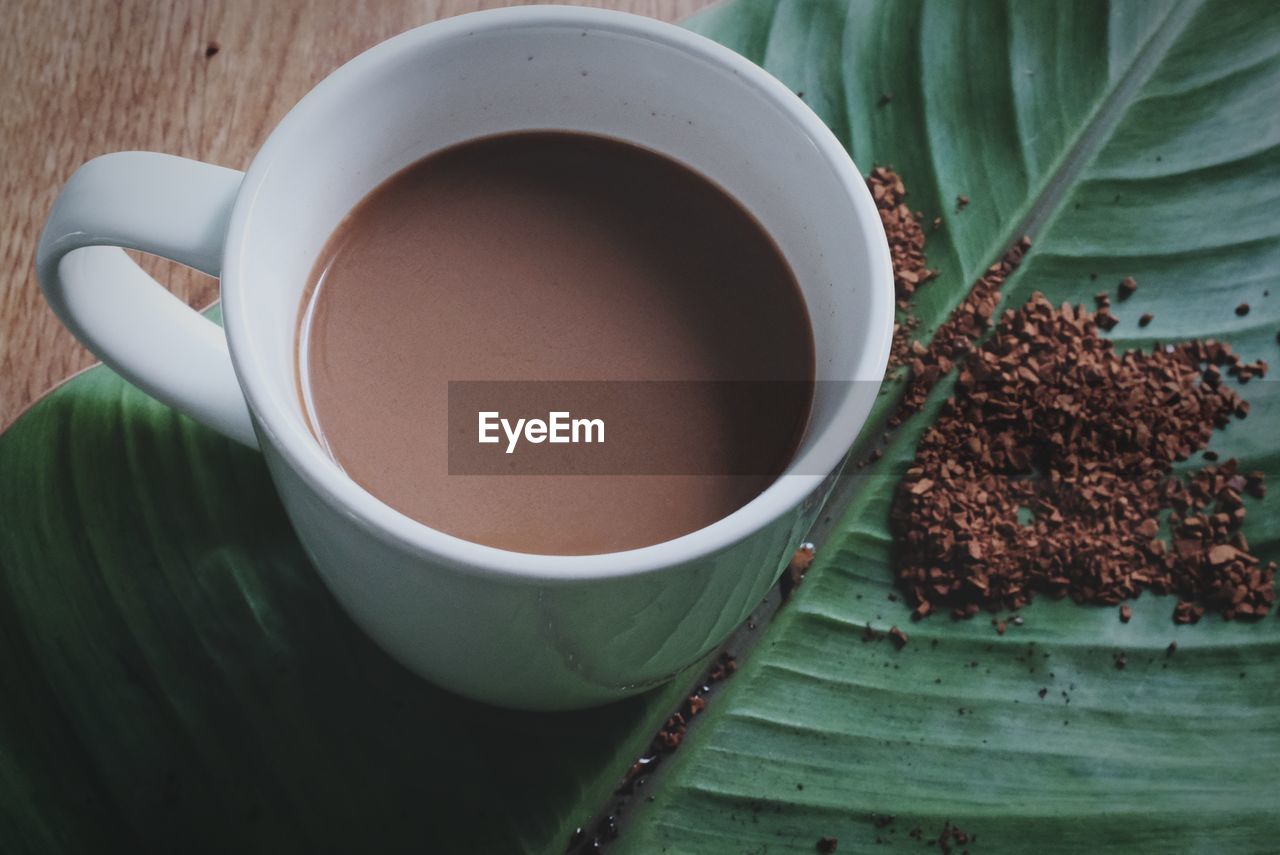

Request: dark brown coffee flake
left=1118, top=276, right=1137, bottom=300
left=1139, top=313, right=1153, bottom=327
left=781, top=542, right=817, bottom=601
left=1236, top=303, right=1250, bottom=316
left=1174, top=601, right=1206, bottom=624
left=816, top=836, right=839, bottom=853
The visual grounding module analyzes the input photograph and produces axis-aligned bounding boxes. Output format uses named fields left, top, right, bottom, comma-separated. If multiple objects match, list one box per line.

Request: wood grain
left=0, top=0, right=715, bottom=428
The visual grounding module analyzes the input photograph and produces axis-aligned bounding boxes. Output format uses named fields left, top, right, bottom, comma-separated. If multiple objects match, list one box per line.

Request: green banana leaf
left=617, top=0, right=1280, bottom=852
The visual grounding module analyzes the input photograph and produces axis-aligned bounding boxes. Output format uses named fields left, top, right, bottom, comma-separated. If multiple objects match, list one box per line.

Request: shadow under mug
left=36, top=6, right=894, bottom=710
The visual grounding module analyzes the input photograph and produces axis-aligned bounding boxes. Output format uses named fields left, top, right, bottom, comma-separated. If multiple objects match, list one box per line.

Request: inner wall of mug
left=236, top=17, right=877, bottom=474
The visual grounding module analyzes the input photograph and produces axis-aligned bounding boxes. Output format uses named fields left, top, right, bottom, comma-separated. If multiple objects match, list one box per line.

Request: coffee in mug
left=297, top=131, right=815, bottom=555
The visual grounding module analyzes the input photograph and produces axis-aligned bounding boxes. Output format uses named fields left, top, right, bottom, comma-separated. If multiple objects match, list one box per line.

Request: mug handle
left=36, top=152, right=257, bottom=448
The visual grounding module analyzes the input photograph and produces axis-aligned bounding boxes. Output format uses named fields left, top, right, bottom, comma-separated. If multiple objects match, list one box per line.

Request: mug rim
left=221, top=4, right=894, bottom=582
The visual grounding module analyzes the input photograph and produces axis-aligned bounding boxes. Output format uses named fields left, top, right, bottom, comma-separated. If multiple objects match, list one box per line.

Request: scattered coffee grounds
left=890, top=316, right=923, bottom=379
left=928, top=820, right=973, bottom=854
left=1120, top=605, right=1132, bottom=623
left=891, top=293, right=1275, bottom=625
left=1236, top=303, right=1250, bottom=316
left=1227, top=356, right=1268, bottom=384
left=1139, top=313, right=1153, bottom=327
left=889, top=626, right=910, bottom=649
left=890, top=237, right=1032, bottom=426
left=869, top=167, right=938, bottom=386
left=816, top=836, right=839, bottom=853
left=867, top=167, right=937, bottom=310
left=956, top=195, right=970, bottom=210
left=781, top=542, right=817, bottom=601
left=642, top=653, right=734, bottom=758
left=869, top=168, right=1023, bottom=439
left=1118, top=276, right=1137, bottom=300
left=566, top=652, right=738, bottom=854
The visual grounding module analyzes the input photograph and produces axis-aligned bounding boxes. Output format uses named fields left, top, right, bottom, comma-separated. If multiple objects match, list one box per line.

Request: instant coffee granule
left=781, top=542, right=817, bottom=601
left=892, top=293, right=1274, bottom=623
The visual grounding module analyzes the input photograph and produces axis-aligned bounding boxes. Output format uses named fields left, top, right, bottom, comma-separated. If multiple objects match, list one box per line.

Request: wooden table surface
left=0, top=0, right=713, bottom=429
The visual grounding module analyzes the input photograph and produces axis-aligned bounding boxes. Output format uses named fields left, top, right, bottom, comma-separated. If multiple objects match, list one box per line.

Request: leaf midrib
left=1008, top=0, right=1204, bottom=243
left=914, top=0, right=1205, bottom=294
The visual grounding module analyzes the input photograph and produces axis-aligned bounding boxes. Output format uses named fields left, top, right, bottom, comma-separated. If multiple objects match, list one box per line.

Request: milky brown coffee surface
left=299, top=132, right=813, bottom=555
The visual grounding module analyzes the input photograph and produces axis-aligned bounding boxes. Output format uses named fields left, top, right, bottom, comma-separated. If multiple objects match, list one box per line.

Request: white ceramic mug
left=36, top=6, right=893, bottom=710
